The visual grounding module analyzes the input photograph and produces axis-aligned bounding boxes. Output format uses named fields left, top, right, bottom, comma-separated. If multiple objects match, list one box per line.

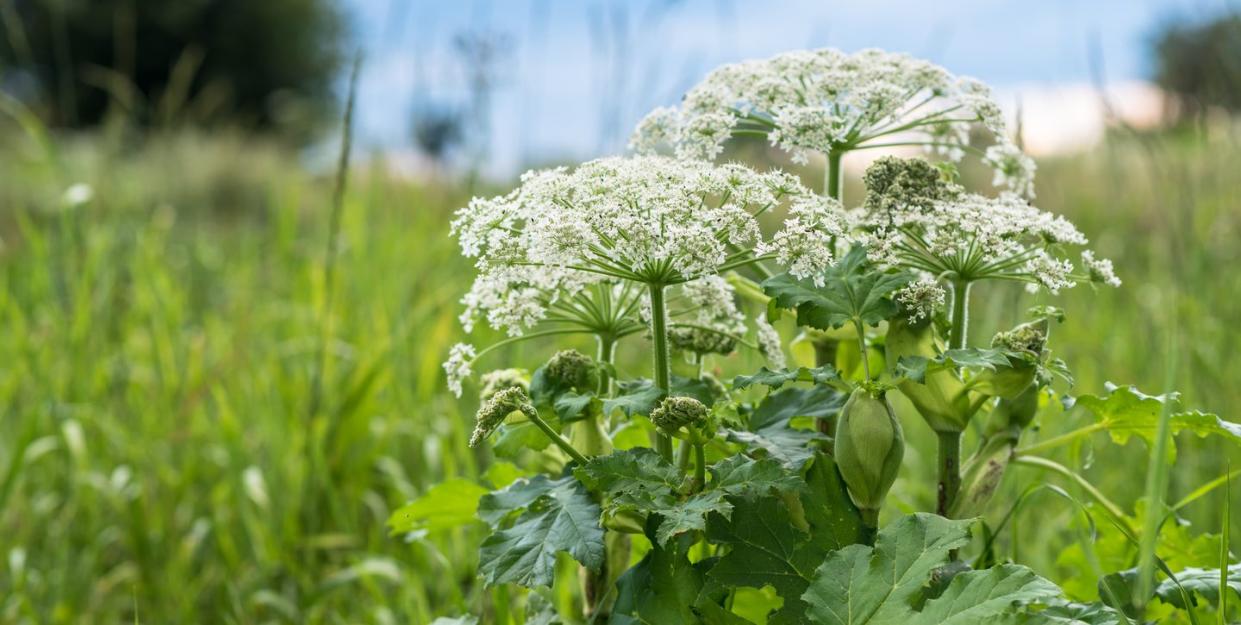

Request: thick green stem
left=937, top=280, right=971, bottom=518
left=596, top=334, right=616, bottom=396
left=853, top=320, right=871, bottom=381
left=648, top=284, right=675, bottom=462
left=937, top=430, right=962, bottom=517
left=949, top=280, right=971, bottom=350
left=859, top=508, right=879, bottom=545
left=825, top=149, right=843, bottom=202
left=693, top=443, right=706, bottom=491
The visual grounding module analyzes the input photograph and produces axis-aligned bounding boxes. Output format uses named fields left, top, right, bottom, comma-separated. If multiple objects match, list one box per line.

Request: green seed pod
left=479, top=368, right=529, bottom=402
left=834, top=388, right=905, bottom=513
left=650, top=396, right=708, bottom=434
left=470, top=387, right=534, bottom=448
left=886, top=315, right=974, bottom=432
left=545, top=349, right=600, bottom=392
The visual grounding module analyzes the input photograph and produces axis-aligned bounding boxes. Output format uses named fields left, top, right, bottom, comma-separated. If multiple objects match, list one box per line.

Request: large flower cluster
left=451, top=155, right=845, bottom=315
left=630, top=48, right=1034, bottom=196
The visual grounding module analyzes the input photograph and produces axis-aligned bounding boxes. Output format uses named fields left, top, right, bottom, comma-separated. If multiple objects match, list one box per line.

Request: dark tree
left=0, top=0, right=344, bottom=135
left=1152, top=12, right=1241, bottom=123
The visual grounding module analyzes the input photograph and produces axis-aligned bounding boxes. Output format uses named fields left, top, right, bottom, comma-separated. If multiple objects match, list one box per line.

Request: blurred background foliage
left=1, top=1, right=1240, bottom=623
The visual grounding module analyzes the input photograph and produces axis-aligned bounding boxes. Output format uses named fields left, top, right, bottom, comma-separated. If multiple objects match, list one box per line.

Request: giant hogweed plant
left=394, top=48, right=1241, bottom=625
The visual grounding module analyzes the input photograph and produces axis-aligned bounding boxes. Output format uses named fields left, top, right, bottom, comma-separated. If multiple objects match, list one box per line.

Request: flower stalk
left=648, top=283, right=675, bottom=462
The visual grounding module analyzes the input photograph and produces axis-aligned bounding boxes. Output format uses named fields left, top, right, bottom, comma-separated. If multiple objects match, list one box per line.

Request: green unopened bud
left=545, top=349, right=600, bottom=392
left=470, top=387, right=534, bottom=447
left=991, top=318, right=1049, bottom=355
left=834, top=388, right=905, bottom=514
left=650, top=396, right=708, bottom=434
left=479, top=368, right=529, bottom=401
left=668, top=326, right=737, bottom=356
left=974, top=319, right=1050, bottom=399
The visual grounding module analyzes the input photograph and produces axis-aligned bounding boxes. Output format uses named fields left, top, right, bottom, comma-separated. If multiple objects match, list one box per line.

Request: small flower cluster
left=896, top=278, right=947, bottom=323
left=667, top=276, right=747, bottom=356
left=859, top=158, right=1118, bottom=294
left=630, top=48, right=1034, bottom=196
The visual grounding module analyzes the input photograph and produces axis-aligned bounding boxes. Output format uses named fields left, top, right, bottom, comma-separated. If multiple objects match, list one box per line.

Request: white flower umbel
left=630, top=47, right=1033, bottom=197
left=755, top=313, right=787, bottom=370
left=452, top=155, right=840, bottom=289
left=444, top=343, right=477, bottom=398
left=448, top=156, right=847, bottom=464
left=896, top=277, right=947, bottom=323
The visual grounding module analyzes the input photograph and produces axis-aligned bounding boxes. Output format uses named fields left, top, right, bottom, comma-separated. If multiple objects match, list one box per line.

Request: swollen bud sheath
left=886, top=315, right=973, bottom=432
left=834, top=388, right=905, bottom=515
left=545, top=349, right=601, bottom=392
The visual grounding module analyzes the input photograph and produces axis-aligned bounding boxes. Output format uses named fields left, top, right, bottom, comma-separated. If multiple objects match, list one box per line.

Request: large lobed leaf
left=477, top=475, right=604, bottom=588
left=704, top=453, right=862, bottom=625
left=578, top=449, right=802, bottom=546
left=1073, top=383, right=1241, bottom=462
left=761, top=246, right=912, bottom=331
left=802, top=514, right=1059, bottom=624
left=732, top=365, right=840, bottom=391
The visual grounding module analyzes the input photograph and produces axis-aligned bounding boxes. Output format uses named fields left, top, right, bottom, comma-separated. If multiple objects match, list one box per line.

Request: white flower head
left=1081, top=250, right=1121, bottom=287
left=896, top=278, right=946, bottom=323
left=755, top=313, right=787, bottom=370
left=632, top=47, right=1033, bottom=188
left=443, top=343, right=477, bottom=398
left=452, top=156, right=845, bottom=328
left=983, top=142, right=1037, bottom=199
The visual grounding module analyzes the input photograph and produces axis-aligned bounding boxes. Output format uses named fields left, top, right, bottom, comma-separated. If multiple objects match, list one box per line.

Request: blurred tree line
left=0, top=0, right=344, bottom=140
left=1152, top=11, right=1241, bottom=125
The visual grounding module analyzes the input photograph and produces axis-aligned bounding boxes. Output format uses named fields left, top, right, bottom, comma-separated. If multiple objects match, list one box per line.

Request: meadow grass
left=0, top=125, right=1238, bottom=623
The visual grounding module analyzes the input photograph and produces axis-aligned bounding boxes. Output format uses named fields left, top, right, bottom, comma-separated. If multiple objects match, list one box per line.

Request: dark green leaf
left=733, top=366, right=840, bottom=390
left=706, top=496, right=823, bottom=625
left=612, top=530, right=707, bottom=625
left=910, top=565, right=1060, bottom=624
left=799, top=453, right=864, bottom=551
left=604, top=376, right=720, bottom=417
left=576, top=448, right=683, bottom=509
left=1153, top=564, right=1241, bottom=609
left=654, top=492, right=732, bottom=546
left=554, top=391, right=598, bottom=423
left=801, top=513, right=974, bottom=624
left=761, top=246, right=912, bottom=331
left=751, top=385, right=846, bottom=430
left=1026, top=600, right=1125, bottom=624
left=710, top=455, right=804, bottom=498
left=477, top=477, right=604, bottom=588
left=477, top=474, right=558, bottom=528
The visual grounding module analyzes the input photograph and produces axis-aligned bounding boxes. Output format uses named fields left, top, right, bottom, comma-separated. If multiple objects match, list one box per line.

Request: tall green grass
left=0, top=124, right=1237, bottom=623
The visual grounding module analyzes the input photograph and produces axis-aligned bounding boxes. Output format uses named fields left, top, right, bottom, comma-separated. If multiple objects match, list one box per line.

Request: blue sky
left=344, top=0, right=1231, bottom=175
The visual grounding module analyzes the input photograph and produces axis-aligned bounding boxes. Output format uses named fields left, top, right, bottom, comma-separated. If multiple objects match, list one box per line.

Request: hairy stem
left=859, top=508, right=879, bottom=546
left=937, top=430, right=962, bottom=517
left=693, top=443, right=706, bottom=492
left=949, top=279, right=971, bottom=350
left=648, top=284, right=675, bottom=462
left=825, top=148, right=843, bottom=202
left=522, top=406, right=588, bottom=465
left=596, top=334, right=616, bottom=396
